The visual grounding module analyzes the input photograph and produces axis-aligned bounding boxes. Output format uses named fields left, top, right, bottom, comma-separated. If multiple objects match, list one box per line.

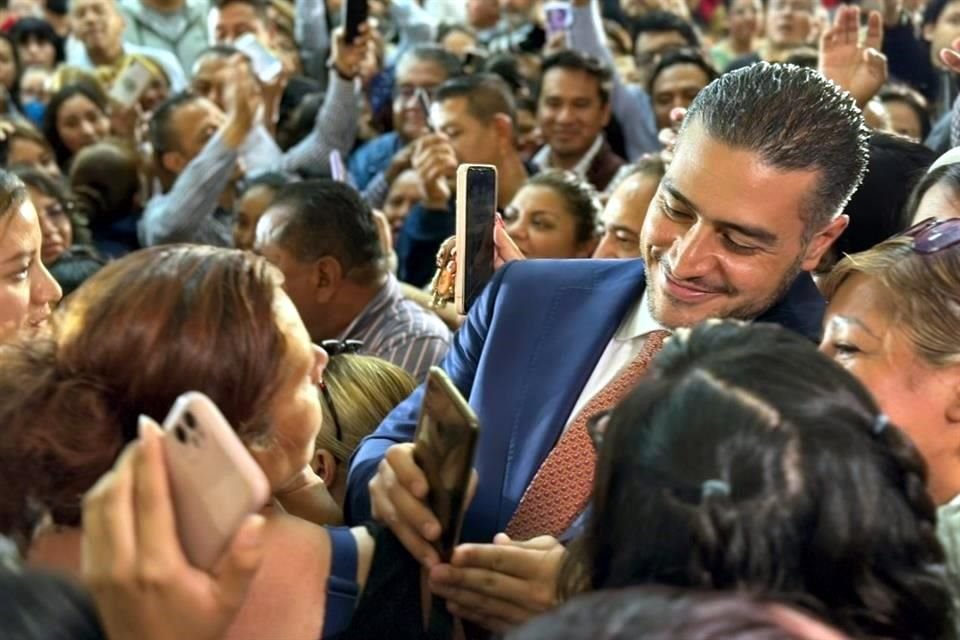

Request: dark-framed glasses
left=902, top=217, right=960, bottom=254
left=318, top=340, right=364, bottom=443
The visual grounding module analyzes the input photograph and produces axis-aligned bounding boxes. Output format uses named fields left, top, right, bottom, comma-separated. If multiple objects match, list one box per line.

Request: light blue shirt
left=65, top=37, right=188, bottom=91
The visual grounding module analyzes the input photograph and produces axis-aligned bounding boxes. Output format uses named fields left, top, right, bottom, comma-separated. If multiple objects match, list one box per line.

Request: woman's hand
left=82, top=416, right=265, bottom=640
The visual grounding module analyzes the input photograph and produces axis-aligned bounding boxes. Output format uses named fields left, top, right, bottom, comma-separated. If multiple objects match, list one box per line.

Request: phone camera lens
left=183, top=411, right=197, bottom=430
left=175, top=425, right=188, bottom=443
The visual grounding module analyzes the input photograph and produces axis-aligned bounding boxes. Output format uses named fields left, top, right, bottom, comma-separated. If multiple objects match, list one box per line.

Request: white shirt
left=65, top=39, right=188, bottom=91
left=532, top=134, right=606, bottom=179
left=562, top=291, right=668, bottom=434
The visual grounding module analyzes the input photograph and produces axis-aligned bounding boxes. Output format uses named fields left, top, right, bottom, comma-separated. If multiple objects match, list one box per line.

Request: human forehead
left=396, top=59, right=447, bottom=85
left=653, top=63, right=710, bottom=90
left=0, top=199, right=40, bottom=258
left=540, top=66, right=601, bottom=96
left=432, top=96, right=481, bottom=128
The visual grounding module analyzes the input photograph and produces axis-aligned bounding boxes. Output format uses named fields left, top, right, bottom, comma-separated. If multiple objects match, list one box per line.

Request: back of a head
left=269, top=180, right=384, bottom=278
left=0, top=246, right=288, bottom=539
left=436, top=72, right=517, bottom=125
left=681, top=63, right=869, bottom=233
left=317, top=354, right=417, bottom=460
left=836, top=132, right=934, bottom=257
left=69, top=140, right=141, bottom=226
left=509, top=587, right=844, bottom=640
left=566, top=321, right=951, bottom=639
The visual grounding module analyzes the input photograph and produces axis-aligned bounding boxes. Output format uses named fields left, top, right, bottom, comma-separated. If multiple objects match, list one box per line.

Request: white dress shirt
left=562, top=291, right=667, bottom=434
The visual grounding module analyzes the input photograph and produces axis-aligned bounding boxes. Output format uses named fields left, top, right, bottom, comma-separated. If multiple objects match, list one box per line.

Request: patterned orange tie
left=505, top=330, right=671, bottom=541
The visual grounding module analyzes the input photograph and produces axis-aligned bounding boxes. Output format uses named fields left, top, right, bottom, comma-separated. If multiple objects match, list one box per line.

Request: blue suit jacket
left=345, top=259, right=825, bottom=543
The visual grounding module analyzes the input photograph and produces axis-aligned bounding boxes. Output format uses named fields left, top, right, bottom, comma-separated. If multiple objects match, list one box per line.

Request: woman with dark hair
left=907, top=159, right=960, bottom=223
left=502, top=170, right=601, bottom=259
left=9, top=17, right=63, bottom=70
left=561, top=321, right=953, bottom=639
left=42, top=80, right=110, bottom=169
left=12, top=165, right=91, bottom=265
left=879, top=84, right=932, bottom=143
left=0, top=117, right=59, bottom=176
left=0, top=168, right=61, bottom=344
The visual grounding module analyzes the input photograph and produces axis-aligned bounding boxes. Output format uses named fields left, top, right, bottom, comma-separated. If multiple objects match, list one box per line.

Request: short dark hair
left=481, top=53, right=531, bottom=98
left=836, top=132, right=934, bottom=257
left=43, top=81, right=108, bottom=168
left=879, top=83, right=932, bottom=140
left=631, top=11, right=700, bottom=48
left=215, top=0, right=267, bottom=17
left=647, top=47, right=718, bottom=94
left=397, top=44, right=463, bottom=80
left=9, top=17, right=64, bottom=63
left=923, top=0, right=960, bottom=27
left=523, top=170, right=601, bottom=244
left=149, top=91, right=200, bottom=158
left=681, top=62, right=869, bottom=235
left=540, top=50, right=613, bottom=105
left=561, top=320, right=953, bottom=639
left=435, top=73, right=516, bottom=124
left=268, top=180, right=385, bottom=281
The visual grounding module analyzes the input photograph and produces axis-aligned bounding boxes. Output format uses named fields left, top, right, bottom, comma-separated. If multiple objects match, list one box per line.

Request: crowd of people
left=2, top=0, right=960, bottom=638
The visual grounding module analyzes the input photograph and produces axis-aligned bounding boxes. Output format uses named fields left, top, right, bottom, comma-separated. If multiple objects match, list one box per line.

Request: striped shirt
left=338, top=275, right=451, bottom=382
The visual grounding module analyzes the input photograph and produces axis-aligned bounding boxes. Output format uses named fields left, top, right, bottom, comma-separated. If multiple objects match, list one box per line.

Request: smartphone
left=233, top=33, right=283, bottom=84
left=330, top=149, right=346, bottom=182
left=161, top=392, right=271, bottom=570
left=109, top=58, right=152, bottom=108
left=454, top=164, right=498, bottom=316
left=413, top=367, right=480, bottom=561
left=415, top=87, right=434, bottom=133
left=543, top=1, right=573, bottom=38
left=342, top=0, right=368, bottom=44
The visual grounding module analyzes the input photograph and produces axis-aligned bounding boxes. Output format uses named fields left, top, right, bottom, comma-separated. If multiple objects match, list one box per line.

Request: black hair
left=0, top=32, right=22, bottom=100
left=268, top=179, right=385, bottom=281
left=523, top=170, right=601, bottom=244
left=148, top=91, right=200, bottom=158
left=647, top=47, right=718, bottom=94
left=561, top=321, right=953, bottom=639
left=435, top=72, right=516, bottom=124
left=631, top=11, right=700, bottom=48
left=879, top=84, right=932, bottom=141
left=42, top=80, right=109, bottom=169
left=0, top=569, right=106, bottom=640
left=836, top=132, right=934, bottom=256
left=682, top=62, right=869, bottom=236
left=11, top=164, right=92, bottom=247
left=541, top=50, right=613, bottom=105
left=481, top=53, right=532, bottom=99
left=48, top=246, right=106, bottom=297
left=9, top=17, right=64, bottom=65
left=508, top=587, right=838, bottom=640
left=923, top=0, right=960, bottom=27
left=215, top=0, right=267, bottom=17
left=906, top=162, right=960, bottom=220
left=397, top=44, right=463, bottom=80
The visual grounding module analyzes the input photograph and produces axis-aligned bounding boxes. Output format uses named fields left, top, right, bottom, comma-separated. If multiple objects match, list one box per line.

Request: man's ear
left=160, top=150, right=187, bottom=175
left=313, top=255, right=343, bottom=304
left=800, top=214, right=848, bottom=272
left=945, top=369, right=960, bottom=424
left=313, top=448, right=339, bottom=487
left=492, top=113, right=515, bottom=150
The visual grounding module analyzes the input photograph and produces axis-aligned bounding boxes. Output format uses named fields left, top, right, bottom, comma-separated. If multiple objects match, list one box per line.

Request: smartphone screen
left=413, top=368, right=479, bottom=560
left=456, top=165, right=497, bottom=315
left=110, top=59, right=152, bottom=108
left=544, top=1, right=573, bottom=37
left=342, top=0, right=368, bottom=43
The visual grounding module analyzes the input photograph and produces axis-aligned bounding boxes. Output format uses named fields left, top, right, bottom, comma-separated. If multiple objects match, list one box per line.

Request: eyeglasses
left=902, top=217, right=960, bottom=254
left=318, top=340, right=364, bottom=443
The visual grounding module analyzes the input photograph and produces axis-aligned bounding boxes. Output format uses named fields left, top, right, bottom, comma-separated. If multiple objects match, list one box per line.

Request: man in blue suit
left=346, top=62, right=869, bottom=633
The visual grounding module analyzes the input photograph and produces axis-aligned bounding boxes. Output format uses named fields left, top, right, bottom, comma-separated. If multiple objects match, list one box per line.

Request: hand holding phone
left=454, top=164, right=498, bottom=315
left=110, top=58, right=152, bottom=108
left=342, top=0, right=369, bottom=43
left=413, top=368, right=480, bottom=561
left=161, top=392, right=271, bottom=570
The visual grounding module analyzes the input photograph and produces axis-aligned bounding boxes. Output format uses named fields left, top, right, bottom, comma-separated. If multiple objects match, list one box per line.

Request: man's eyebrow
left=661, top=178, right=779, bottom=247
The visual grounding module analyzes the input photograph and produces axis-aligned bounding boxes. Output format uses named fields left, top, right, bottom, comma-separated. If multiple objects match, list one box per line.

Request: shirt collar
left=336, top=274, right=399, bottom=340
left=532, top=135, right=606, bottom=177
left=615, top=290, right=668, bottom=342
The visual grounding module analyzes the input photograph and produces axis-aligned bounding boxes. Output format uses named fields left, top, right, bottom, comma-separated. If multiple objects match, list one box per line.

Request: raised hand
left=412, top=134, right=458, bottom=209
left=819, top=5, right=888, bottom=108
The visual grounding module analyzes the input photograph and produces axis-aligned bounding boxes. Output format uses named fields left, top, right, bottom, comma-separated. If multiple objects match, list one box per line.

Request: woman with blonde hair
left=313, top=345, right=417, bottom=508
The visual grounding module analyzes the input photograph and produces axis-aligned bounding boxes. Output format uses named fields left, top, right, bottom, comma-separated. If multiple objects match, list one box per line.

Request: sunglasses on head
left=901, top=217, right=960, bottom=254
left=318, top=340, right=364, bottom=444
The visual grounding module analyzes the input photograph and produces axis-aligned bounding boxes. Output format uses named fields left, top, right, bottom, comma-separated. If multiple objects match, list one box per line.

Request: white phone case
left=234, top=33, right=283, bottom=83
left=161, top=392, right=271, bottom=570
left=110, top=59, right=152, bottom=108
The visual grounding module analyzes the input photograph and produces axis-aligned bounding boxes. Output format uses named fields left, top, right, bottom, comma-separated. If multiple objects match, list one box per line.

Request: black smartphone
left=342, top=0, right=368, bottom=44
left=454, top=164, right=498, bottom=315
left=413, top=367, right=480, bottom=561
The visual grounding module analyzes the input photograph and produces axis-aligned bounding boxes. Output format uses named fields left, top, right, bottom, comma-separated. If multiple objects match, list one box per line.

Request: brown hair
left=69, top=139, right=142, bottom=226
left=820, top=237, right=960, bottom=367
left=316, top=354, right=416, bottom=461
left=0, top=245, right=289, bottom=539
left=0, top=168, right=27, bottom=225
